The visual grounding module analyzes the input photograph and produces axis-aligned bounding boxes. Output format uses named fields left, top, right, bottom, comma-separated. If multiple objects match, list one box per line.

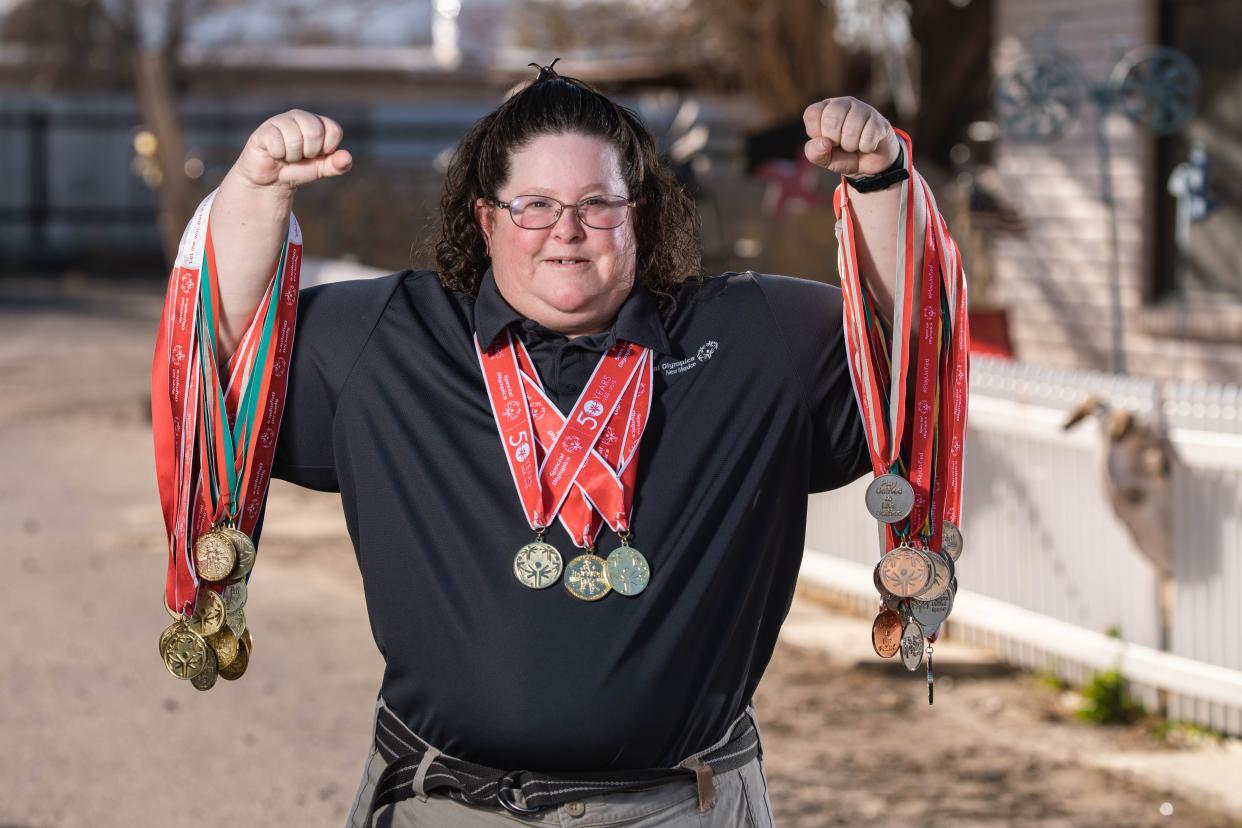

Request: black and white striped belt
left=365, top=702, right=762, bottom=820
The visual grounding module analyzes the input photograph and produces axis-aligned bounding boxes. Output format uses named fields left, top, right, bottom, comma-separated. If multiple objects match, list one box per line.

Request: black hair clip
left=528, top=58, right=562, bottom=82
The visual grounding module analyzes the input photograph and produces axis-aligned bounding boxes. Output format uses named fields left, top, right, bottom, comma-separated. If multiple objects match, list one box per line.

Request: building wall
left=990, top=0, right=1242, bottom=383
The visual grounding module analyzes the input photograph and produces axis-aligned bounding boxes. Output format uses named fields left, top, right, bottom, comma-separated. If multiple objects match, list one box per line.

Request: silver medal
left=914, top=549, right=954, bottom=601
left=900, top=621, right=925, bottom=671
left=941, top=521, right=964, bottom=562
left=604, top=545, right=651, bottom=596
left=876, top=543, right=932, bottom=598
left=910, top=590, right=953, bottom=629
left=873, top=565, right=902, bottom=611
left=865, top=474, right=915, bottom=524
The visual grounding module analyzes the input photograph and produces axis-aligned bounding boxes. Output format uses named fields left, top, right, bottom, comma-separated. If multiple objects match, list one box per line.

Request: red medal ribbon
left=152, top=192, right=301, bottom=616
left=835, top=129, right=919, bottom=476
left=476, top=331, right=651, bottom=548
left=512, top=339, right=652, bottom=545
left=904, top=207, right=944, bottom=538
left=833, top=132, right=970, bottom=556
left=928, top=186, right=971, bottom=545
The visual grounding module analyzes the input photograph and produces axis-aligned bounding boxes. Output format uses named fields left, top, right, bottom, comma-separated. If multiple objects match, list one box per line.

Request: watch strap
left=845, top=143, right=909, bottom=193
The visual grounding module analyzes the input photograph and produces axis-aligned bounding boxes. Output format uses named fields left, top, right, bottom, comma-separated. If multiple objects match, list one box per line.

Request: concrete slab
left=1084, top=744, right=1242, bottom=820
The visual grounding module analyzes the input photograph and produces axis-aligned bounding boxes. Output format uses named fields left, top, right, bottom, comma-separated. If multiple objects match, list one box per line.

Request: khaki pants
left=346, top=699, right=777, bottom=827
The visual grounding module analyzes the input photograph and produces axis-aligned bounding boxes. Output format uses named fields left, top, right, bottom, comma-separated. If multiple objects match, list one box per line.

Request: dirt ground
left=755, top=634, right=1236, bottom=827
left=1, top=274, right=1237, bottom=828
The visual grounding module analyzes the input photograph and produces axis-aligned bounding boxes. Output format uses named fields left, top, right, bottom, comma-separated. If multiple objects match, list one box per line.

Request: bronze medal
left=604, top=545, right=650, bottom=597
left=194, top=530, right=236, bottom=582
left=877, top=544, right=932, bottom=598
left=514, top=541, right=564, bottom=589
left=160, top=622, right=209, bottom=680
left=564, top=553, right=611, bottom=601
left=871, top=609, right=903, bottom=658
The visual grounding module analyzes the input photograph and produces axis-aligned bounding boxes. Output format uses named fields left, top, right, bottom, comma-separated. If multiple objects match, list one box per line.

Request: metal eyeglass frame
left=489, top=194, right=636, bottom=230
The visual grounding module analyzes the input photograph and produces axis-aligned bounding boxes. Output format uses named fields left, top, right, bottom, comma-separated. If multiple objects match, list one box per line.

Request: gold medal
left=604, top=544, right=650, bottom=597
left=186, top=588, right=226, bottom=637
left=564, top=552, right=611, bottom=601
left=513, top=540, right=563, bottom=589
left=160, top=621, right=209, bottom=680
left=206, top=626, right=240, bottom=669
left=158, top=619, right=182, bottom=651
left=191, top=645, right=219, bottom=691
left=220, top=526, right=256, bottom=582
left=219, top=630, right=251, bottom=680
left=194, top=529, right=237, bottom=582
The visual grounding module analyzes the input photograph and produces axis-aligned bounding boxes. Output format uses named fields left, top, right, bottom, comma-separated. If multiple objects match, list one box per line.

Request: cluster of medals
left=477, top=330, right=654, bottom=601
left=152, top=192, right=302, bottom=688
left=159, top=522, right=257, bottom=689
left=834, top=129, right=971, bottom=705
left=866, top=473, right=964, bottom=687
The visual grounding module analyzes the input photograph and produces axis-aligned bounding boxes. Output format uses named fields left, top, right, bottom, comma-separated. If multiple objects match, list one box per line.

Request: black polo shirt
left=270, top=266, right=869, bottom=771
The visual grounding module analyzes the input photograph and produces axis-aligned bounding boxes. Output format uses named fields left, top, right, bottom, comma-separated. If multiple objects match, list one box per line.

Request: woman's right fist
left=235, top=110, right=352, bottom=190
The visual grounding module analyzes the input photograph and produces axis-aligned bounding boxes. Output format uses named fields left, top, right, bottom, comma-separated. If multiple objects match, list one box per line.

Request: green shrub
left=1077, top=668, right=1145, bottom=725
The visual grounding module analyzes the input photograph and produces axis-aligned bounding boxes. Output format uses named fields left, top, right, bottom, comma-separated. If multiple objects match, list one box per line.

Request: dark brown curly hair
left=428, top=61, right=702, bottom=304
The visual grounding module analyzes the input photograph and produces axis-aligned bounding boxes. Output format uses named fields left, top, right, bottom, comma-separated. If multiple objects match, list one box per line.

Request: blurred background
left=3, top=0, right=1242, bottom=826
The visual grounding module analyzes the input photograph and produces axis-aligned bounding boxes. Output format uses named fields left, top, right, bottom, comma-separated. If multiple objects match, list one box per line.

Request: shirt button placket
left=563, top=350, right=583, bottom=397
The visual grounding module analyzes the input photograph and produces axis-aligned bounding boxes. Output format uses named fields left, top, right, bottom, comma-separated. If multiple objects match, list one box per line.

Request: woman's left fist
left=803, top=97, right=900, bottom=176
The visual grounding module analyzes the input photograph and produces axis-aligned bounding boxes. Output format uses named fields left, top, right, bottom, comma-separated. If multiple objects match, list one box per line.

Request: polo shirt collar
left=472, top=266, right=672, bottom=355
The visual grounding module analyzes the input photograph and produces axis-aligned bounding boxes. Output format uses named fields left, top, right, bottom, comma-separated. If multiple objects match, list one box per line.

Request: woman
left=201, top=61, right=921, bottom=827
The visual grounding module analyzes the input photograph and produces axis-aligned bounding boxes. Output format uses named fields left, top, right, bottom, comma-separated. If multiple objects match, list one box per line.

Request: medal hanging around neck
left=834, top=131, right=970, bottom=703
left=477, top=331, right=653, bottom=601
left=152, top=191, right=302, bottom=688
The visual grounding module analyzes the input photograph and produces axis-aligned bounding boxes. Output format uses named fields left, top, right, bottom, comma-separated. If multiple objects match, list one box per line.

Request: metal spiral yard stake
left=993, top=38, right=1199, bottom=374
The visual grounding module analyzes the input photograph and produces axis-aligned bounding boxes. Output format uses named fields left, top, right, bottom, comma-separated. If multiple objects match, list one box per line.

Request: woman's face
left=474, top=131, right=638, bottom=336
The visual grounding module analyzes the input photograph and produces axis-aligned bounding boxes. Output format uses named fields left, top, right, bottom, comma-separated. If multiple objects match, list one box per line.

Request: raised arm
left=803, top=96, right=933, bottom=430
left=801, top=96, right=911, bottom=328
left=209, top=109, right=352, bottom=362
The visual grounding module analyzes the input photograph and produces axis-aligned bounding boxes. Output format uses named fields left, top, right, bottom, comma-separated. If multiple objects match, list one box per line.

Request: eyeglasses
left=491, top=194, right=635, bottom=230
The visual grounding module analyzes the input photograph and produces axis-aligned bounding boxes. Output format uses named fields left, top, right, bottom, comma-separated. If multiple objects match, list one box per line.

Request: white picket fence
left=800, top=355, right=1242, bottom=736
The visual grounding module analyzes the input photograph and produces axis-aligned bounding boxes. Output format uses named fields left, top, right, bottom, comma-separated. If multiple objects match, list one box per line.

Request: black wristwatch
left=845, top=143, right=908, bottom=193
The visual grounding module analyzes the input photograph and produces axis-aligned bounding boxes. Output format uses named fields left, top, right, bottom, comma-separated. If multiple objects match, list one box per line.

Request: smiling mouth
left=545, top=259, right=590, bottom=266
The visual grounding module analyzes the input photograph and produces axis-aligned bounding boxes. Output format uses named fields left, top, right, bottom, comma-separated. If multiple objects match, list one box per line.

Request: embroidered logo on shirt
left=660, top=340, right=719, bottom=377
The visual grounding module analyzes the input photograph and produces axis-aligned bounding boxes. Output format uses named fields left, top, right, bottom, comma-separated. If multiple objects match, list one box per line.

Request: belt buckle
left=496, top=770, right=543, bottom=817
